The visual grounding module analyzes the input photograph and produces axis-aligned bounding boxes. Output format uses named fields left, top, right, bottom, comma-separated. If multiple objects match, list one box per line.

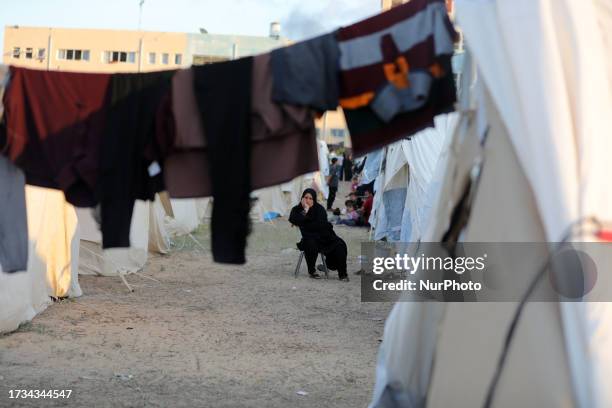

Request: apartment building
left=2, top=25, right=294, bottom=72
left=3, top=26, right=187, bottom=73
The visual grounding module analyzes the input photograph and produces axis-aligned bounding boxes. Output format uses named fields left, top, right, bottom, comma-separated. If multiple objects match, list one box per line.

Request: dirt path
left=0, top=194, right=391, bottom=407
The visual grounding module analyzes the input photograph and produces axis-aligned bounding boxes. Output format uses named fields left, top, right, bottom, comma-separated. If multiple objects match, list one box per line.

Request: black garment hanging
left=98, top=70, right=174, bottom=249
left=193, top=57, right=253, bottom=264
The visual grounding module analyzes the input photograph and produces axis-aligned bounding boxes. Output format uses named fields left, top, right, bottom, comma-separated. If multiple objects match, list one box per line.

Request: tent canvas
left=251, top=186, right=288, bottom=222
left=371, top=0, right=612, bottom=405
left=369, top=114, right=457, bottom=243
left=78, top=201, right=151, bottom=276
left=311, top=139, right=330, bottom=200
left=1, top=186, right=81, bottom=334
left=78, top=195, right=181, bottom=276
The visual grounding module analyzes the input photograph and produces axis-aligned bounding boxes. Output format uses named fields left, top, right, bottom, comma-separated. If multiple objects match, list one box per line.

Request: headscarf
left=301, top=188, right=318, bottom=204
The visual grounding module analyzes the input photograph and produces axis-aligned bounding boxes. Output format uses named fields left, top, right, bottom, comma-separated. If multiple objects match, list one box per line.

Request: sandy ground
left=0, top=184, right=392, bottom=408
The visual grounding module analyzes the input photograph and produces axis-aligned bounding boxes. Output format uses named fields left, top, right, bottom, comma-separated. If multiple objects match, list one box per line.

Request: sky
left=0, top=0, right=382, bottom=52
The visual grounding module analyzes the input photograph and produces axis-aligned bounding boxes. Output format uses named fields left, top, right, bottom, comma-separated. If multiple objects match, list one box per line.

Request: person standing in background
left=343, top=152, right=353, bottom=182
left=335, top=152, right=344, bottom=181
left=327, top=158, right=341, bottom=210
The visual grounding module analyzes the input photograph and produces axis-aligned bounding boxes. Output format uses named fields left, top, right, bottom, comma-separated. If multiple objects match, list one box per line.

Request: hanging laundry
left=270, top=32, right=340, bottom=112
left=98, top=70, right=175, bottom=249
left=1, top=66, right=175, bottom=250
left=0, top=65, right=27, bottom=274
left=337, top=0, right=458, bottom=155
left=192, top=58, right=253, bottom=264
left=1, top=66, right=111, bottom=207
left=164, top=54, right=319, bottom=199
left=0, top=150, right=28, bottom=274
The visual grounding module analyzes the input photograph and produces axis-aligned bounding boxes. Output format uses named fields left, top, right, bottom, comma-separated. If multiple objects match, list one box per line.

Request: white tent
left=370, top=0, right=612, bottom=406
left=78, top=202, right=148, bottom=276
left=311, top=139, right=330, bottom=200
left=1, top=186, right=82, bottom=333
left=78, top=194, right=187, bottom=277
left=281, top=175, right=315, bottom=211
left=195, top=197, right=213, bottom=223
left=369, top=114, right=457, bottom=242
left=251, top=186, right=288, bottom=222
left=166, top=198, right=200, bottom=236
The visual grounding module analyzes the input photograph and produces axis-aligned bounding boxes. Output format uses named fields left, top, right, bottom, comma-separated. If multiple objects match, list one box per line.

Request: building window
left=25, top=48, right=33, bottom=59
left=331, top=128, right=346, bottom=138
left=162, top=53, right=169, bottom=65
left=37, top=48, right=46, bottom=60
left=104, top=51, right=136, bottom=63
left=175, top=53, right=182, bottom=65
left=58, top=49, right=91, bottom=61
left=192, top=55, right=229, bottom=65
left=149, top=52, right=156, bottom=64
left=12, top=47, right=20, bottom=58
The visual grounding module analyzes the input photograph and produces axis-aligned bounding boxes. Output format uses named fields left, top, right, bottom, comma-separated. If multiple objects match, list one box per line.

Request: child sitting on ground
left=336, top=200, right=360, bottom=226
left=351, top=175, right=360, bottom=192
left=347, top=192, right=363, bottom=210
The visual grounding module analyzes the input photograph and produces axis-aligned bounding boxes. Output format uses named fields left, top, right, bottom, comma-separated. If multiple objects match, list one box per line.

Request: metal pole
left=138, top=1, right=144, bottom=72
left=46, top=31, right=52, bottom=71
left=138, top=38, right=143, bottom=73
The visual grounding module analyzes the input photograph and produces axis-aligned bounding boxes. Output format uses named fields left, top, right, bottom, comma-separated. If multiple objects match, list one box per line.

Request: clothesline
left=0, top=0, right=457, bottom=271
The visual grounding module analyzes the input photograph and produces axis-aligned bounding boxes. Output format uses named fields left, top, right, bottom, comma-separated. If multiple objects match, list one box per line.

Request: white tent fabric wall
left=0, top=265, right=50, bottom=333
left=370, top=142, right=403, bottom=241
left=370, top=71, right=575, bottom=408
left=251, top=186, right=288, bottom=222
left=370, top=169, right=387, bottom=239
left=195, top=198, right=213, bottom=223
left=149, top=197, right=172, bottom=254
left=456, top=0, right=612, bottom=405
left=166, top=199, right=200, bottom=237
left=312, top=139, right=330, bottom=199
left=402, top=113, right=458, bottom=242
left=370, top=0, right=612, bottom=404
left=425, top=82, right=577, bottom=408
left=177, top=180, right=312, bottom=226
left=369, top=110, right=468, bottom=408
left=369, top=113, right=457, bottom=243
left=25, top=186, right=82, bottom=298
left=361, top=149, right=383, bottom=186
left=78, top=201, right=150, bottom=276
left=1, top=186, right=82, bottom=334
left=369, top=302, right=444, bottom=408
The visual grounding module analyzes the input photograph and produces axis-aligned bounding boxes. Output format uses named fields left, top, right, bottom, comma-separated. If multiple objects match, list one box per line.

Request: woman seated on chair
left=289, top=188, right=349, bottom=281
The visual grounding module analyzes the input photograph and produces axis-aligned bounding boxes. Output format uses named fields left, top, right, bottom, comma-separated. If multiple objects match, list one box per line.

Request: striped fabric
left=338, top=0, right=458, bottom=155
